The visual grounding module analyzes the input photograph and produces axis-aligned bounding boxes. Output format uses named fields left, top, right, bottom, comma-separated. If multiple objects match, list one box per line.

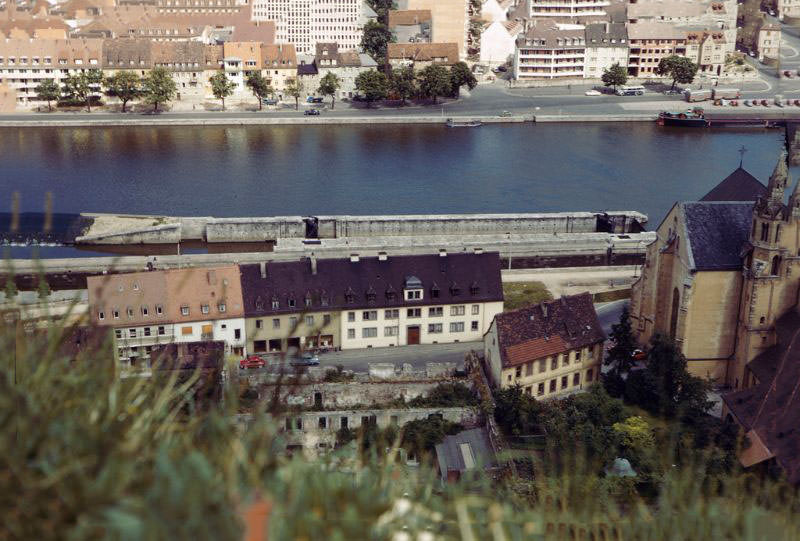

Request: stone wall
left=205, top=217, right=306, bottom=243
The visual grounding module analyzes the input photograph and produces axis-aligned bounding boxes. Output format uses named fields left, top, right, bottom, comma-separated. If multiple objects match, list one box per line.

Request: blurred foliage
left=3, top=318, right=800, bottom=540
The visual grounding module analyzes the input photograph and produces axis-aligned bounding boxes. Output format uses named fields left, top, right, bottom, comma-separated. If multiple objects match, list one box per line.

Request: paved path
left=502, top=266, right=639, bottom=298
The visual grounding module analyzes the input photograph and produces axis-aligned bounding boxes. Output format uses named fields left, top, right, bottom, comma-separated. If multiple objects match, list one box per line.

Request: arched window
left=776, top=224, right=782, bottom=243
left=669, top=287, right=680, bottom=339
left=772, top=255, right=781, bottom=276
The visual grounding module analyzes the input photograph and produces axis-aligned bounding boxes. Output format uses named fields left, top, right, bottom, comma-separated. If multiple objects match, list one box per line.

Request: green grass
left=503, top=281, right=553, bottom=311
left=593, top=289, right=632, bottom=303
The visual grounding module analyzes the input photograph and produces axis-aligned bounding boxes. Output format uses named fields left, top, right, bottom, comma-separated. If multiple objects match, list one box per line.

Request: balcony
left=201, top=333, right=214, bottom=341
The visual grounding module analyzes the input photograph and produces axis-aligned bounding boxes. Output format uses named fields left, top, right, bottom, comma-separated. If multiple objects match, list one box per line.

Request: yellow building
left=483, top=292, right=605, bottom=398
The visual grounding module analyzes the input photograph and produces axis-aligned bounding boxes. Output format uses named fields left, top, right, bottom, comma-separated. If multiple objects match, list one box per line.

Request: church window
left=761, top=223, right=770, bottom=242
left=771, top=256, right=781, bottom=276
left=775, top=224, right=782, bottom=243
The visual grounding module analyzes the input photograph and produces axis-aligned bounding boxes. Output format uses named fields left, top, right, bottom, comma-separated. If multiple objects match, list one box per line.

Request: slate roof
left=722, top=310, right=800, bottom=483
left=585, top=22, right=627, bottom=46
left=435, top=427, right=496, bottom=478
left=681, top=201, right=752, bottom=271
left=239, top=252, right=504, bottom=317
left=493, top=292, right=605, bottom=368
left=700, top=167, right=767, bottom=202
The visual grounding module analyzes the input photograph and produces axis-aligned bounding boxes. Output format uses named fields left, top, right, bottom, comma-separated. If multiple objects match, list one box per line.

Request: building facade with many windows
left=88, top=265, right=247, bottom=368
left=483, top=292, right=605, bottom=398
left=240, top=251, right=504, bottom=353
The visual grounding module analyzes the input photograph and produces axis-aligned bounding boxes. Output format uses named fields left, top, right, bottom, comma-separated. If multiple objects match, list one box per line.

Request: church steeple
left=756, top=150, right=790, bottom=219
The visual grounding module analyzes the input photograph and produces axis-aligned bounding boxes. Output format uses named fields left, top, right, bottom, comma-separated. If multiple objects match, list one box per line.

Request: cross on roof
left=739, top=145, right=748, bottom=168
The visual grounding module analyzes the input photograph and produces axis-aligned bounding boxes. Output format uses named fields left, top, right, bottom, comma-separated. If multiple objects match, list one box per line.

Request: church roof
left=682, top=201, right=752, bottom=271
left=723, top=310, right=800, bottom=483
left=700, top=167, right=767, bottom=202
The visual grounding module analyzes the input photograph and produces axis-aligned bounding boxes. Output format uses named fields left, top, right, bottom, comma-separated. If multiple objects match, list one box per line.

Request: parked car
left=239, top=355, right=266, bottom=370
left=492, top=65, right=508, bottom=73
left=663, top=89, right=682, bottom=95
left=305, top=96, right=324, bottom=103
left=304, top=109, right=321, bottom=116
left=499, top=110, right=512, bottom=117
left=291, top=352, right=320, bottom=366
left=632, top=349, right=647, bottom=361
left=262, top=98, right=278, bottom=105
left=584, top=89, right=602, bottom=96
left=744, top=99, right=752, bottom=106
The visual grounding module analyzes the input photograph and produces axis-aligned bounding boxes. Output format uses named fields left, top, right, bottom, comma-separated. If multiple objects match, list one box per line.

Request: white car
left=584, top=89, right=602, bottom=96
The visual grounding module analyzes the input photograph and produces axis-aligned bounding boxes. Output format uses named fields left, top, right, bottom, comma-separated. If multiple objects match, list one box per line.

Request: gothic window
left=669, top=287, right=680, bottom=339
left=771, top=255, right=781, bottom=276
left=775, top=224, right=782, bottom=243
left=761, top=223, right=770, bottom=243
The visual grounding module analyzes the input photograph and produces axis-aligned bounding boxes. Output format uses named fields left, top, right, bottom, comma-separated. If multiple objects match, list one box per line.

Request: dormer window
left=271, top=298, right=279, bottom=309
left=431, top=284, right=440, bottom=298
left=218, top=302, right=226, bottom=313
left=288, top=298, right=296, bottom=308
left=181, top=305, right=190, bottom=316
left=321, top=292, right=329, bottom=306
left=470, top=282, right=480, bottom=295
left=386, top=285, right=396, bottom=300
left=127, top=307, right=134, bottom=318
left=450, top=283, right=461, bottom=296
left=366, top=286, right=376, bottom=303
left=305, top=294, right=312, bottom=307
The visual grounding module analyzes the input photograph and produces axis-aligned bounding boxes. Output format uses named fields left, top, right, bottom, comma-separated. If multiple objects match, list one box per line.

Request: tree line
left=354, top=62, right=477, bottom=107
left=601, top=56, right=699, bottom=91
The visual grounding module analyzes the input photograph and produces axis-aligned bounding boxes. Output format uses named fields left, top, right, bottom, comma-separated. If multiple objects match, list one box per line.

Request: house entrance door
left=407, top=326, right=420, bottom=345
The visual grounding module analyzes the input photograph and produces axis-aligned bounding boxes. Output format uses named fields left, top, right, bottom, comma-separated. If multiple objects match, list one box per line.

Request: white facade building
left=582, top=22, right=628, bottom=79
left=251, top=0, right=377, bottom=55
left=480, top=20, right=522, bottom=65
left=528, top=0, right=610, bottom=19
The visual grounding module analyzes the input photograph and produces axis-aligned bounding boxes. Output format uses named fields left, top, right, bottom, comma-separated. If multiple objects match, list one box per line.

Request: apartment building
left=251, top=0, right=375, bottom=55
left=0, top=37, right=103, bottom=107
left=88, top=265, right=247, bottom=368
left=483, top=292, right=605, bottom=397
left=240, top=252, right=504, bottom=353
left=626, top=21, right=687, bottom=77
left=513, top=20, right=586, bottom=80
left=527, top=0, right=610, bottom=19
left=582, top=21, right=627, bottom=78
left=398, top=0, right=469, bottom=57
left=260, top=43, right=297, bottom=95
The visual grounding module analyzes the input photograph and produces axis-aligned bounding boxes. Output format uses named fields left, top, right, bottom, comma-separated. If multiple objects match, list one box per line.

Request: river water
left=0, top=122, right=791, bottom=257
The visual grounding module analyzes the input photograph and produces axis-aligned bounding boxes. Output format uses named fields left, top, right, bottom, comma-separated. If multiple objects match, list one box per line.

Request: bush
left=408, top=382, right=477, bottom=408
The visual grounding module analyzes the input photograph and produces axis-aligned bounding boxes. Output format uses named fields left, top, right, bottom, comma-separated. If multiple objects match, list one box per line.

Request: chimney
left=378, top=251, right=388, bottom=261
left=473, top=247, right=484, bottom=255
left=350, top=253, right=360, bottom=263
left=542, top=303, right=548, bottom=318
left=439, top=249, right=447, bottom=257
left=259, top=262, right=266, bottom=278
left=310, top=252, right=317, bottom=275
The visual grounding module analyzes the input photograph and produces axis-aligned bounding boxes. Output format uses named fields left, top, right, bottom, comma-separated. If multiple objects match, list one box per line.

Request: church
left=629, top=151, right=800, bottom=481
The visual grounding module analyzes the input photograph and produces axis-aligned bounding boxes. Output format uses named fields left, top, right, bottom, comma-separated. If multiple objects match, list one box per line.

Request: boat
left=446, top=118, right=482, bottom=127
left=657, top=107, right=708, bottom=127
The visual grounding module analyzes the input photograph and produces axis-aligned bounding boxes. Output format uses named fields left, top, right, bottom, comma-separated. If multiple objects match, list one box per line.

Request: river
left=0, top=122, right=791, bottom=257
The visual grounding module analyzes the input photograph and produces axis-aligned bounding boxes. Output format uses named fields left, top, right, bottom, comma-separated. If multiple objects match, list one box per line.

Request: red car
left=632, top=349, right=647, bottom=361
left=239, top=356, right=266, bottom=370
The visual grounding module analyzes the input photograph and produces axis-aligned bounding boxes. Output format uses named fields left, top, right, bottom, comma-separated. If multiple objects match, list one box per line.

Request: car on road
left=492, top=65, right=508, bottom=73
left=632, top=349, right=647, bottom=361
left=499, top=110, right=512, bottom=117
left=584, top=89, right=602, bottom=96
left=291, top=352, right=320, bottom=366
left=262, top=98, right=278, bottom=105
left=304, top=109, right=321, bottom=115
left=615, top=85, right=645, bottom=96
left=239, top=355, right=266, bottom=370
left=785, top=71, right=795, bottom=78
left=306, top=96, right=324, bottom=103
left=663, top=89, right=682, bottom=95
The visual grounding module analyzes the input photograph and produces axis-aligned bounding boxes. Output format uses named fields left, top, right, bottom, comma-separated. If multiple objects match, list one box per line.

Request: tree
left=605, top=307, right=637, bottom=376
left=601, top=63, right=628, bottom=90
left=389, top=65, right=416, bottom=105
left=449, top=61, right=477, bottom=95
left=285, top=77, right=304, bottom=110
left=245, top=71, right=273, bottom=111
left=656, top=55, right=698, bottom=91
left=360, top=20, right=393, bottom=64
left=354, top=69, right=388, bottom=106
left=366, top=0, right=394, bottom=24
left=105, top=71, right=141, bottom=113
left=142, top=67, right=177, bottom=113
left=400, top=417, right=463, bottom=462
left=34, top=79, right=60, bottom=112
left=62, top=73, right=92, bottom=112
left=625, top=334, right=712, bottom=419
left=209, top=71, right=236, bottom=111
left=317, top=72, right=341, bottom=110
left=417, top=64, right=452, bottom=104
left=612, top=416, right=655, bottom=452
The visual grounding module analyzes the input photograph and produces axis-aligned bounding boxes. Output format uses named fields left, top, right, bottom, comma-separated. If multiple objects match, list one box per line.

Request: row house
left=298, top=42, right=376, bottom=99
left=626, top=21, right=687, bottom=77
left=240, top=251, right=504, bottom=354
left=387, top=42, right=460, bottom=71
left=0, top=37, right=102, bottom=106
left=87, top=265, right=247, bottom=369
left=483, top=292, right=605, bottom=397
left=513, top=20, right=586, bottom=80
left=685, top=29, right=728, bottom=76
left=582, top=20, right=627, bottom=78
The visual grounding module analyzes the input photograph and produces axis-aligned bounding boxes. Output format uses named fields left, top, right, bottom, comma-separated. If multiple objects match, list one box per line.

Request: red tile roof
left=506, top=335, right=568, bottom=365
